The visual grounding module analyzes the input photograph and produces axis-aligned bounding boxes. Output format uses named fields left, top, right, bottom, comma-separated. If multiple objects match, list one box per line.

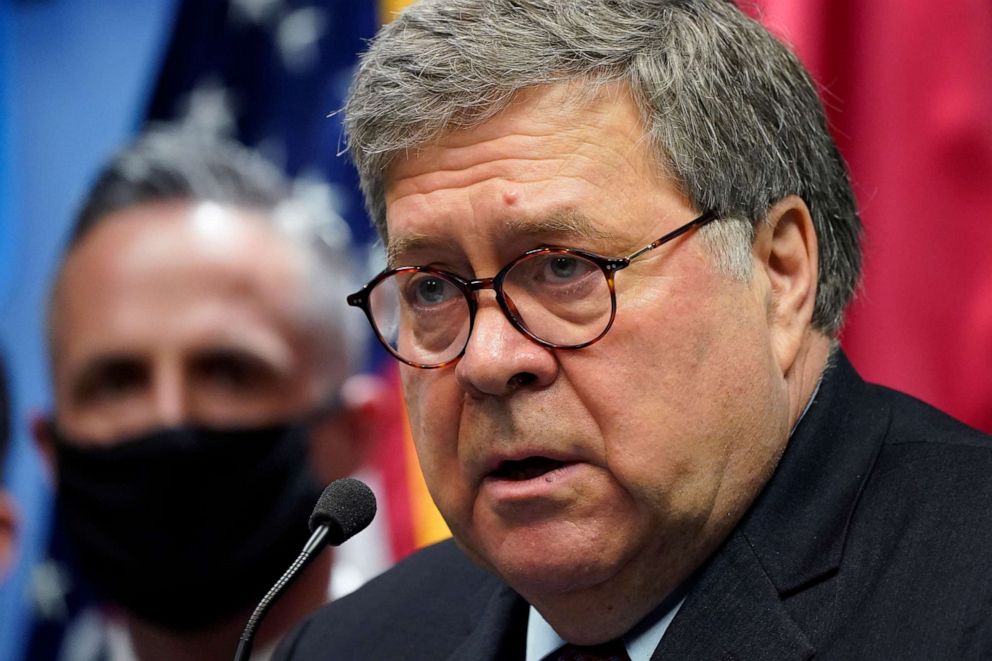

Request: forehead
left=383, top=82, right=689, bottom=263
left=52, top=202, right=307, bottom=365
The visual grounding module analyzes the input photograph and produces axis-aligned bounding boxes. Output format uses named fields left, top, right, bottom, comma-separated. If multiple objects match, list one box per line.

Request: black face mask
left=51, top=420, right=324, bottom=632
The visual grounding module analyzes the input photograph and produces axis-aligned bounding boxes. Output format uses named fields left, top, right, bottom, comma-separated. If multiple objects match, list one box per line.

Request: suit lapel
left=447, top=582, right=528, bottom=661
left=651, top=532, right=814, bottom=660
left=652, top=352, right=891, bottom=659
left=739, top=352, right=889, bottom=597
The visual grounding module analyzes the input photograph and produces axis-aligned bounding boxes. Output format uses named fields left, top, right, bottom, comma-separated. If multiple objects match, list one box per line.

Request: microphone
left=234, top=478, right=376, bottom=661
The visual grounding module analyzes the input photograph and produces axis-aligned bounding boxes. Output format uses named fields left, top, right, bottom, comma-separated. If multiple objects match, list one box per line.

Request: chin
left=480, top=527, right=627, bottom=598
left=510, top=563, right=618, bottom=600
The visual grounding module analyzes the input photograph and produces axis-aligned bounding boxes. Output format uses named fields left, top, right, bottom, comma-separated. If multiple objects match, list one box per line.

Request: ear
left=308, top=374, right=389, bottom=483
left=0, top=490, right=18, bottom=579
left=752, top=195, right=819, bottom=376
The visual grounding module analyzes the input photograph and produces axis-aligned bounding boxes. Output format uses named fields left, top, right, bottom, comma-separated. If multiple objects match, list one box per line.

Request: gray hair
left=345, top=0, right=861, bottom=334
left=54, top=126, right=367, bottom=379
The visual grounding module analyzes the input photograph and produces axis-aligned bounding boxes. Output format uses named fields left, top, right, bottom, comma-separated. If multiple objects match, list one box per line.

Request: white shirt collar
left=525, top=595, right=685, bottom=661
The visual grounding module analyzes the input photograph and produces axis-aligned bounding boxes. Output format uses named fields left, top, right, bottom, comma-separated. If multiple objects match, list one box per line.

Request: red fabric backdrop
left=744, top=0, right=992, bottom=432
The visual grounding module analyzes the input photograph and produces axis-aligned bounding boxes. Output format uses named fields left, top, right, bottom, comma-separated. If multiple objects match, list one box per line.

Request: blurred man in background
left=32, top=127, right=386, bottom=661
left=0, top=351, right=17, bottom=581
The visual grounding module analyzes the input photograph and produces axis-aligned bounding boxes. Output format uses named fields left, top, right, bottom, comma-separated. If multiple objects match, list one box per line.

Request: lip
left=479, top=449, right=580, bottom=477
left=480, top=459, right=588, bottom=503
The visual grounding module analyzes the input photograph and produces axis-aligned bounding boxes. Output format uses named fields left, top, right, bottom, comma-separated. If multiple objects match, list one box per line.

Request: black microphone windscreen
left=309, top=478, right=377, bottom=544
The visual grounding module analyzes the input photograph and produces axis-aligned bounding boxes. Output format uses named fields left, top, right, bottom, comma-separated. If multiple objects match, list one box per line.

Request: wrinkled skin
left=385, top=82, right=828, bottom=642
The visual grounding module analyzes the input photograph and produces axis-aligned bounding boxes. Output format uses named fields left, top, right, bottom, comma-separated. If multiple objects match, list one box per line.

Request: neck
left=786, top=332, right=833, bottom=429
left=126, top=551, right=333, bottom=661
left=525, top=531, right=713, bottom=645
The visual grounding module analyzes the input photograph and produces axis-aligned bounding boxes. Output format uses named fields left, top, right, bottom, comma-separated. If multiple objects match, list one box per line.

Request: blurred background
left=0, top=1, right=989, bottom=660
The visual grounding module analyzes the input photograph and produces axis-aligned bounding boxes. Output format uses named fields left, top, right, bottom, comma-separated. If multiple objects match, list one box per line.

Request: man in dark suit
left=277, top=0, right=992, bottom=658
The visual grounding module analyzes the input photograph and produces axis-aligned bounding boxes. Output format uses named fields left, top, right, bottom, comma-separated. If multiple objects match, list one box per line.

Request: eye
left=547, top=256, right=580, bottom=280
left=417, top=278, right=447, bottom=304
left=506, top=252, right=603, bottom=304
left=536, top=254, right=597, bottom=284
left=192, top=349, right=280, bottom=394
left=407, top=274, right=459, bottom=307
left=72, top=358, right=148, bottom=405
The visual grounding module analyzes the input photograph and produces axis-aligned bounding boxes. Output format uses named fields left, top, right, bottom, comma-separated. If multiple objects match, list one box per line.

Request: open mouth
left=489, top=456, right=567, bottom=481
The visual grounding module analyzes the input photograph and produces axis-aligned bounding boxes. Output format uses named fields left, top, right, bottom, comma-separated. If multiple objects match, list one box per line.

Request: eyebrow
left=386, top=231, right=445, bottom=266
left=386, top=210, right=619, bottom=265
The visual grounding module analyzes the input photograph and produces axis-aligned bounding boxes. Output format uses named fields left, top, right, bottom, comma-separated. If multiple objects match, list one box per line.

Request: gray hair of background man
left=51, top=126, right=367, bottom=379
left=345, top=0, right=862, bottom=334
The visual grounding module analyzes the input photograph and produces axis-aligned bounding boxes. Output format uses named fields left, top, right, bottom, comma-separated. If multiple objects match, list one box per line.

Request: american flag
left=145, top=0, right=379, bottom=247
left=143, top=0, right=449, bottom=564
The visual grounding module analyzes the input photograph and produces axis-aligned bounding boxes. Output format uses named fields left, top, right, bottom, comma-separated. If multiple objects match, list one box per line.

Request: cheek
left=400, top=368, right=431, bottom=454
left=567, top=276, right=781, bottom=507
left=401, top=368, right=463, bottom=490
left=570, top=289, right=717, bottom=427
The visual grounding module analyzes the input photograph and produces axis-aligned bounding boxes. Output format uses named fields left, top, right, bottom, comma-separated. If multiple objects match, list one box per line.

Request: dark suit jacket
left=275, top=353, right=992, bottom=659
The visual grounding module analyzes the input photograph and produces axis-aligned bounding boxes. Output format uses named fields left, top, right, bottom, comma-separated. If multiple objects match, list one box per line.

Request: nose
left=455, top=295, right=559, bottom=397
left=151, top=359, right=187, bottom=428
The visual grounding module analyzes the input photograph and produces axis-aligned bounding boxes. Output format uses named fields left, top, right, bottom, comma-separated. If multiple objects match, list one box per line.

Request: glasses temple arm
left=625, top=210, right=718, bottom=262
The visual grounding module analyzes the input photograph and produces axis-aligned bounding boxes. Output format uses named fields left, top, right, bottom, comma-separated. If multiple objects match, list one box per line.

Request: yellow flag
left=380, top=0, right=414, bottom=25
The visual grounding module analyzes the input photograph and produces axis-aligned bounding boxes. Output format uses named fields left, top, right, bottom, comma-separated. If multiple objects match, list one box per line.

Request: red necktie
left=552, top=639, right=631, bottom=661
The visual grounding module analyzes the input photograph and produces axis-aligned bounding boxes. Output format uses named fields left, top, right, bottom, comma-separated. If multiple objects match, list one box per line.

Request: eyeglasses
left=348, top=210, right=718, bottom=369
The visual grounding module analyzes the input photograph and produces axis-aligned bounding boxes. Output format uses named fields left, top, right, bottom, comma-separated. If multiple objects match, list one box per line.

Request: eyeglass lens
left=368, top=251, right=614, bottom=366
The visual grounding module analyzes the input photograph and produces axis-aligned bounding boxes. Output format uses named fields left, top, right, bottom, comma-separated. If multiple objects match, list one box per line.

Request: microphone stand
left=232, top=477, right=376, bottom=661
left=233, top=525, right=331, bottom=661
